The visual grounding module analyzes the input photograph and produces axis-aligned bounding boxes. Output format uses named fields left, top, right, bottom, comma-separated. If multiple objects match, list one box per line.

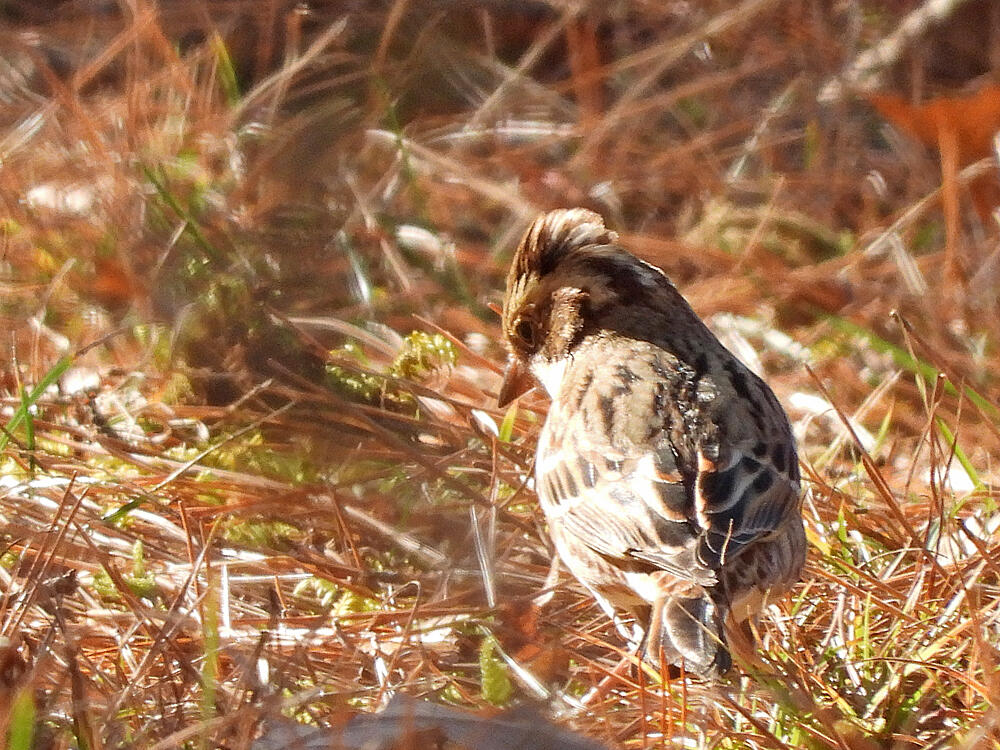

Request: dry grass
left=1, top=1, right=999, bottom=748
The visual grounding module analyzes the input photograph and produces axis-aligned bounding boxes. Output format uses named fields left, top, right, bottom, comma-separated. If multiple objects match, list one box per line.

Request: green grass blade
left=141, top=163, right=222, bottom=262
left=210, top=33, right=241, bottom=107
left=936, top=418, right=982, bottom=494
left=1, top=354, right=73, bottom=451
left=7, top=688, right=35, bottom=750
left=827, top=316, right=998, bottom=418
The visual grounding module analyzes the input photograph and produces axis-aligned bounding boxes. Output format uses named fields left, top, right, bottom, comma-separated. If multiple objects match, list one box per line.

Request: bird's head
left=498, top=208, right=624, bottom=406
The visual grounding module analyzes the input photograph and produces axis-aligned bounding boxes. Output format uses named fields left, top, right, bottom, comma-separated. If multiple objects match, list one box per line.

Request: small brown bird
left=498, top=208, right=805, bottom=677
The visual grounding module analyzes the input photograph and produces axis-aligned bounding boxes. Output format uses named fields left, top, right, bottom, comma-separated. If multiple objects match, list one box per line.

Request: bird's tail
left=645, top=593, right=730, bottom=678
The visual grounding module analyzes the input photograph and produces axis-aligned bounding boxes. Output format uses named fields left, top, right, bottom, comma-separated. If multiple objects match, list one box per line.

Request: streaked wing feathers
left=538, top=439, right=798, bottom=587
left=695, top=448, right=799, bottom=570
left=537, top=444, right=717, bottom=585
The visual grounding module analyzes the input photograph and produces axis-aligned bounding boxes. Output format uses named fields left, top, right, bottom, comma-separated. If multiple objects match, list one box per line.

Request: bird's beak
left=497, top=358, right=534, bottom=408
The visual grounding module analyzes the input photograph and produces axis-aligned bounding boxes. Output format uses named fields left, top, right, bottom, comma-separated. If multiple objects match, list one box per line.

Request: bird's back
left=535, top=327, right=804, bottom=675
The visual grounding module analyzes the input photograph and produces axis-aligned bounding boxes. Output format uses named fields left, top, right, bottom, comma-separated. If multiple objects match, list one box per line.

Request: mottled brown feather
left=501, top=208, right=805, bottom=678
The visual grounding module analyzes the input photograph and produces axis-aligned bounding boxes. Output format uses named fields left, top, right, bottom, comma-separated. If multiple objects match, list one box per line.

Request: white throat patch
left=529, top=355, right=569, bottom=399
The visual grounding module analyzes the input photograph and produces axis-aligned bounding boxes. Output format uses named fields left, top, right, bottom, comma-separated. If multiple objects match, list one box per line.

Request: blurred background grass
left=1, top=1, right=999, bottom=748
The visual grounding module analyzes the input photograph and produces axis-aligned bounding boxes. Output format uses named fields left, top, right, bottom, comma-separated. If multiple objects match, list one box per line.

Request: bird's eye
left=514, top=318, right=536, bottom=348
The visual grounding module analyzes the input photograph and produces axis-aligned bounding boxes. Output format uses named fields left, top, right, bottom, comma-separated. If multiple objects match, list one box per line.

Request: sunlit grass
left=1, top=2, right=998, bottom=749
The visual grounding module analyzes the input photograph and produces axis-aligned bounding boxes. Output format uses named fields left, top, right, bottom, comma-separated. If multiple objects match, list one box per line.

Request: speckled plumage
left=499, top=208, right=805, bottom=677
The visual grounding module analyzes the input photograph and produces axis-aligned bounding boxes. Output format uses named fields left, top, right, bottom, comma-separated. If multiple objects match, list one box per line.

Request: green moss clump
left=389, top=331, right=456, bottom=379
left=222, top=517, right=303, bottom=549
left=292, top=576, right=378, bottom=615
left=1, top=548, right=19, bottom=570
left=93, top=541, right=158, bottom=603
left=479, top=634, right=513, bottom=706
left=325, top=330, right=457, bottom=409
left=205, top=430, right=316, bottom=483
left=326, top=341, right=388, bottom=404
